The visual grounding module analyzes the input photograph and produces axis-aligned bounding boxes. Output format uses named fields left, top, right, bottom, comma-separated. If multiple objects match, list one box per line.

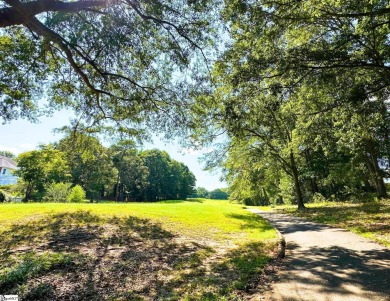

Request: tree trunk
left=371, top=154, right=387, bottom=198
left=365, top=152, right=387, bottom=198
left=115, top=174, right=120, bottom=202
left=290, top=151, right=305, bottom=210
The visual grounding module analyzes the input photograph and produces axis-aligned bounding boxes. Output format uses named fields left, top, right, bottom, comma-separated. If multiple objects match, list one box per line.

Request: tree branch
left=1, top=0, right=108, bottom=27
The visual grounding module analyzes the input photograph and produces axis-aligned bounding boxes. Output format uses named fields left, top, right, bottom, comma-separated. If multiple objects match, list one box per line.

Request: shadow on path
left=250, top=209, right=390, bottom=301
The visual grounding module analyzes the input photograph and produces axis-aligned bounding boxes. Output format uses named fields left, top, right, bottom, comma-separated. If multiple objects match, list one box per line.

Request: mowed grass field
left=260, top=200, right=390, bottom=247
left=0, top=199, right=277, bottom=300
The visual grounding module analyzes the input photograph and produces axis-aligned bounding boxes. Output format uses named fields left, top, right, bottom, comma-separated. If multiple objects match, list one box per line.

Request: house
left=0, top=155, right=18, bottom=185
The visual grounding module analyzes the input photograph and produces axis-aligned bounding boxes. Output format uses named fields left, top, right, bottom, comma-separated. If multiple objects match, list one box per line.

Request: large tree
left=16, top=145, right=70, bottom=201
left=57, top=132, right=116, bottom=200
left=0, top=0, right=215, bottom=131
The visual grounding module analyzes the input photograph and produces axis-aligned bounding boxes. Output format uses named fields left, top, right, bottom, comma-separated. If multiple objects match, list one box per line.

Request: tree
left=172, top=161, right=196, bottom=199
left=224, top=139, right=281, bottom=206
left=111, top=146, right=149, bottom=201
left=141, top=149, right=196, bottom=201
left=195, top=187, right=209, bottom=198
left=0, top=150, right=15, bottom=158
left=187, top=0, right=390, bottom=209
left=0, top=0, right=215, bottom=132
left=57, top=132, right=116, bottom=201
left=208, top=188, right=228, bottom=200
left=219, top=0, right=390, bottom=197
left=15, top=145, right=70, bottom=201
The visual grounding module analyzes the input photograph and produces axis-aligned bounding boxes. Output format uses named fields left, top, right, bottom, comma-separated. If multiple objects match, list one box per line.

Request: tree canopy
left=189, top=0, right=390, bottom=209
left=15, top=134, right=196, bottom=202
left=0, top=0, right=215, bottom=133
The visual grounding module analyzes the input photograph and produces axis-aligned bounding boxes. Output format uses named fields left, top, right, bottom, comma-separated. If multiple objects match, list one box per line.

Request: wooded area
left=1, top=0, right=390, bottom=209
left=11, top=133, right=196, bottom=202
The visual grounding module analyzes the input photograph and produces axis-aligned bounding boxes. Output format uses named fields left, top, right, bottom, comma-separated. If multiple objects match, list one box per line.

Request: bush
left=43, top=182, right=72, bottom=202
left=67, top=185, right=86, bottom=203
left=0, top=190, right=13, bottom=202
left=311, top=192, right=327, bottom=203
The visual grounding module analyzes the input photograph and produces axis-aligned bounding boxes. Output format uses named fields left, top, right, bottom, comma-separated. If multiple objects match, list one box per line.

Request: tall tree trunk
left=115, top=173, right=120, bottom=202
left=290, top=151, right=305, bottom=210
left=365, top=152, right=387, bottom=198
left=371, top=154, right=387, bottom=198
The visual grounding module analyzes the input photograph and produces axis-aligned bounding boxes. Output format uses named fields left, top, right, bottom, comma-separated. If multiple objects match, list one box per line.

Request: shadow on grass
left=0, top=211, right=274, bottom=301
left=225, top=213, right=275, bottom=232
left=159, top=198, right=204, bottom=204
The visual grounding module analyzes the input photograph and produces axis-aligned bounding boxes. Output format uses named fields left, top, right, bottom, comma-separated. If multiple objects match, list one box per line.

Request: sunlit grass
left=0, top=199, right=278, bottom=300
left=0, top=199, right=276, bottom=244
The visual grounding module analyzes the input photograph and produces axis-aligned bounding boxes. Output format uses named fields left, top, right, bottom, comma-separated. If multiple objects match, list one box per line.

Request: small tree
left=67, top=185, right=86, bottom=203
left=43, top=182, right=72, bottom=203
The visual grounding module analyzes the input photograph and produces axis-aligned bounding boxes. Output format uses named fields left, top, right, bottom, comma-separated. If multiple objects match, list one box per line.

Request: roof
left=0, top=155, right=17, bottom=170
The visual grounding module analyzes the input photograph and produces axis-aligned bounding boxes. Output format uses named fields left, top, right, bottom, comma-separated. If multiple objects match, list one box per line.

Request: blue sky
left=0, top=111, right=226, bottom=191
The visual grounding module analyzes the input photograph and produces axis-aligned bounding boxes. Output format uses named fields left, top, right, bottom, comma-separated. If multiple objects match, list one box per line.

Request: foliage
left=15, top=146, right=70, bottom=201
left=141, top=149, right=196, bottom=201
left=0, top=184, right=14, bottom=193
left=0, top=190, right=13, bottom=203
left=0, top=151, right=15, bottom=159
left=67, top=185, right=86, bottom=203
left=57, top=132, right=116, bottom=201
left=0, top=0, right=216, bottom=137
left=111, top=145, right=150, bottom=202
left=208, top=188, right=229, bottom=200
left=42, top=182, right=72, bottom=203
left=0, top=252, right=74, bottom=290
left=189, top=0, right=390, bottom=209
left=195, top=187, right=209, bottom=198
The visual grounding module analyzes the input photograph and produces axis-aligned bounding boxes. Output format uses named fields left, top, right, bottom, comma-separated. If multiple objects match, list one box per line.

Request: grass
left=0, top=199, right=277, bottom=300
left=260, top=200, right=390, bottom=247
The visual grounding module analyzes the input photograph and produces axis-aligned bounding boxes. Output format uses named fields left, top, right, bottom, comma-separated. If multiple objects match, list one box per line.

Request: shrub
left=312, top=192, right=327, bottom=203
left=67, top=185, right=86, bottom=203
left=0, top=190, right=13, bottom=202
left=43, top=182, right=72, bottom=202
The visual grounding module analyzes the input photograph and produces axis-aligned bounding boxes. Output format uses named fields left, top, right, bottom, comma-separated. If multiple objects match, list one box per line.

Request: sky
left=0, top=111, right=227, bottom=191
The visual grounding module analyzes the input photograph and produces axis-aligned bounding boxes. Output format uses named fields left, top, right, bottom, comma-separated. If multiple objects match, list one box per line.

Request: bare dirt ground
left=249, top=209, right=390, bottom=301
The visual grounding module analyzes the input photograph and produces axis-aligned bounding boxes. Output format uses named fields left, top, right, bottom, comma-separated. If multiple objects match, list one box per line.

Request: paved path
left=249, top=209, right=390, bottom=301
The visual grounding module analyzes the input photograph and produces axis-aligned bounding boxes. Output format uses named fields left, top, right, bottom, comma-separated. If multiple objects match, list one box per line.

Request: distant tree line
left=14, top=133, right=196, bottom=202
left=192, top=187, right=229, bottom=200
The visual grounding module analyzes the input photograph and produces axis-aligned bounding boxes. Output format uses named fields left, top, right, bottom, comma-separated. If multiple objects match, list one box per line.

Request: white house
left=0, top=155, right=18, bottom=185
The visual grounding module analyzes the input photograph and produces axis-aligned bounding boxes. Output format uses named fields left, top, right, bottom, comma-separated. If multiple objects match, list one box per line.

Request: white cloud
left=0, top=144, right=36, bottom=155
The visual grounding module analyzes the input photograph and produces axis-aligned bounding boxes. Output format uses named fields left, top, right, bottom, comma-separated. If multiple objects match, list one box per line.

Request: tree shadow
left=225, top=213, right=275, bottom=231
left=0, top=211, right=274, bottom=300
left=279, top=201, right=390, bottom=245
left=159, top=198, right=204, bottom=204
left=274, top=245, right=390, bottom=300
left=257, top=211, right=333, bottom=234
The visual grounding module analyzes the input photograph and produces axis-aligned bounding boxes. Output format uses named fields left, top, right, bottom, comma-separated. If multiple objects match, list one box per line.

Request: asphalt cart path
left=249, top=209, right=390, bottom=301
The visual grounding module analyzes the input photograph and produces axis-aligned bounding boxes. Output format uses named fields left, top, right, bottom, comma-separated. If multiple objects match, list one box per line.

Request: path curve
left=249, top=209, right=390, bottom=301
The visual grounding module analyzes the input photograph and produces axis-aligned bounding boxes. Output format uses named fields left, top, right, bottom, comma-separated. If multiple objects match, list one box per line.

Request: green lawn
left=260, top=200, right=390, bottom=247
left=0, top=199, right=277, bottom=300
